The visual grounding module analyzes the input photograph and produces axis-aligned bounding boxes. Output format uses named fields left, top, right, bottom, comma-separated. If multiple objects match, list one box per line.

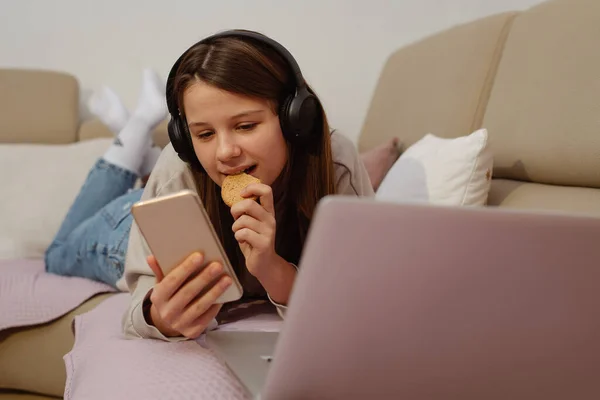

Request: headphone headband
left=166, top=29, right=306, bottom=116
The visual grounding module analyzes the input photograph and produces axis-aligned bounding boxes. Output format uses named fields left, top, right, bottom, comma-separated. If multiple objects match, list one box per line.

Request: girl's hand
left=146, top=252, right=232, bottom=339
left=230, top=183, right=278, bottom=278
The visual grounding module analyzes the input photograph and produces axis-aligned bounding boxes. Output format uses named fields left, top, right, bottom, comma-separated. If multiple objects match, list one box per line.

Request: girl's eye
left=237, top=123, right=257, bottom=131
left=196, top=131, right=214, bottom=140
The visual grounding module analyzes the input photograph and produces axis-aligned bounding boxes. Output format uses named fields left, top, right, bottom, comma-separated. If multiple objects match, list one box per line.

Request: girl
left=120, top=29, right=375, bottom=341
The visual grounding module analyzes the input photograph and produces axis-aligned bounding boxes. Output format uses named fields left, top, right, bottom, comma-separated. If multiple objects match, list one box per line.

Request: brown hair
left=171, top=32, right=335, bottom=292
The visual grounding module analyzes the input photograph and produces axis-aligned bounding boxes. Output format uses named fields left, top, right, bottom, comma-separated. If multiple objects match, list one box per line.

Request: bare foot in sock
left=133, top=68, right=168, bottom=129
left=102, top=69, right=167, bottom=175
left=88, top=86, right=130, bottom=134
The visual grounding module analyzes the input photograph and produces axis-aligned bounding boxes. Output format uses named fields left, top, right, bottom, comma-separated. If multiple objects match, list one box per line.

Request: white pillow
left=376, top=129, right=493, bottom=206
left=0, top=138, right=114, bottom=259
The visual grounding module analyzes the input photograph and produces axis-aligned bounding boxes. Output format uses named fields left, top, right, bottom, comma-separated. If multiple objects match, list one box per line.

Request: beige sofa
left=1, top=0, right=599, bottom=398
left=359, top=0, right=600, bottom=215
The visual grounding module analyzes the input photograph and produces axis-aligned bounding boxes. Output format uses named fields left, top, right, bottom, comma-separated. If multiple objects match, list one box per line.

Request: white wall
left=0, top=0, right=546, bottom=143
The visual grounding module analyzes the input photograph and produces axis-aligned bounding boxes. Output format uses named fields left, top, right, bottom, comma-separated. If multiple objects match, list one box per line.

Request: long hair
left=170, top=31, right=335, bottom=294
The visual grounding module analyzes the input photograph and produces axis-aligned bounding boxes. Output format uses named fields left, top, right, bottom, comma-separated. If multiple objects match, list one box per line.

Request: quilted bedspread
left=0, top=258, right=115, bottom=331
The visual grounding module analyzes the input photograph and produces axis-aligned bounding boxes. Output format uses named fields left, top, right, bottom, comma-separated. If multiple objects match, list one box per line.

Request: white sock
left=102, top=69, right=167, bottom=175
left=132, top=68, right=167, bottom=128
left=140, top=145, right=162, bottom=177
left=88, top=86, right=130, bottom=134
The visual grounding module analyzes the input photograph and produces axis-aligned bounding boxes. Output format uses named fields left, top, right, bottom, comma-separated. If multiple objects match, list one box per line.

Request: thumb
left=147, top=255, right=165, bottom=283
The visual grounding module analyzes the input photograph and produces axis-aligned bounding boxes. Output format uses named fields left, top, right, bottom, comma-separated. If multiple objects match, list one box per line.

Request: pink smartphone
left=131, top=189, right=243, bottom=304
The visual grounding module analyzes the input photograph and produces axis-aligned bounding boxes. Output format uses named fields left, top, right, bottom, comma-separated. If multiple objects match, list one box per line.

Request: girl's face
left=183, top=81, right=288, bottom=188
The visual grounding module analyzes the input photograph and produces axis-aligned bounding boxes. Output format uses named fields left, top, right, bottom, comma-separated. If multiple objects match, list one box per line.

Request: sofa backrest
left=0, top=68, right=170, bottom=148
left=359, top=0, right=600, bottom=190
left=0, top=68, right=79, bottom=144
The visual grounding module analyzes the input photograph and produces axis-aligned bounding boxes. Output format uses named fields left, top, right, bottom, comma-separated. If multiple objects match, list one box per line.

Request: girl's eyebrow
left=188, top=109, right=265, bottom=128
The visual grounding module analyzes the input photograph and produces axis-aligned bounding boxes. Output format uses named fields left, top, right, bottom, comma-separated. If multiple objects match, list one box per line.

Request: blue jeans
left=45, top=159, right=143, bottom=288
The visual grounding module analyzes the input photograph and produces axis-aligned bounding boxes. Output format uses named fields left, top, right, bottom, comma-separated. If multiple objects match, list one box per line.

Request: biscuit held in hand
left=221, top=173, right=261, bottom=207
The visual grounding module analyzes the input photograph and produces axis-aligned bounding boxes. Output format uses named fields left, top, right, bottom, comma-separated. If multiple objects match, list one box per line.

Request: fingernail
left=192, top=254, right=203, bottom=265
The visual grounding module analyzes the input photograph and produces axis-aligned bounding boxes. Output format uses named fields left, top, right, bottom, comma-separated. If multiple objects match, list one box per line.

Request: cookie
left=221, top=172, right=261, bottom=207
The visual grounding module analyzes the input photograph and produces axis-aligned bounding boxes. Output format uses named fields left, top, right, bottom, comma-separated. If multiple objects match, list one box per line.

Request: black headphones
left=166, top=29, right=323, bottom=170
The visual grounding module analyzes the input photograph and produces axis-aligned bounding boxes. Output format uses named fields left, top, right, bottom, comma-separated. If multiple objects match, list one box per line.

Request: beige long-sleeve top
left=118, top=130, right=374, bottom=341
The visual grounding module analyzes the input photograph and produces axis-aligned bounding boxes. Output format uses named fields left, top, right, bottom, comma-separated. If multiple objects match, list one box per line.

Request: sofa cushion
left=0, top=138, right=113, bottom=259
left=0, top=69, right=79, bottom=144
left=488, top=179, right=600, bottom=216
left=377, top=129, right=493, bottom=206
left=0, top=293, right=114, bottom=398
left=483, top=0, right=600, bottom=189
left=358, top=11, right=516, bottom=153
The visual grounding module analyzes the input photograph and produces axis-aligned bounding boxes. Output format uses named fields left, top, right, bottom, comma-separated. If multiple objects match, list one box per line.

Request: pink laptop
left=209, top=196, right=600, bottom=399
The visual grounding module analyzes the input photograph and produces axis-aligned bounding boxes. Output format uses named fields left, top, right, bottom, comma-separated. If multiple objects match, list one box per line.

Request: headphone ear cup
left=284, top=88, right=321, bottom=144
left=168, top=117, right=189, bottom=162
left=279, top=95, right=294, bottom=142
left=168, top=117, right=204, bottom=170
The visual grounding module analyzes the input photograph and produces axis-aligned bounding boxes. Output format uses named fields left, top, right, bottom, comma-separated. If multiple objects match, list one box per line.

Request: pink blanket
left=65, top=293, right=255, bottom=400
left=0, top=259, right=115, bottom=331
